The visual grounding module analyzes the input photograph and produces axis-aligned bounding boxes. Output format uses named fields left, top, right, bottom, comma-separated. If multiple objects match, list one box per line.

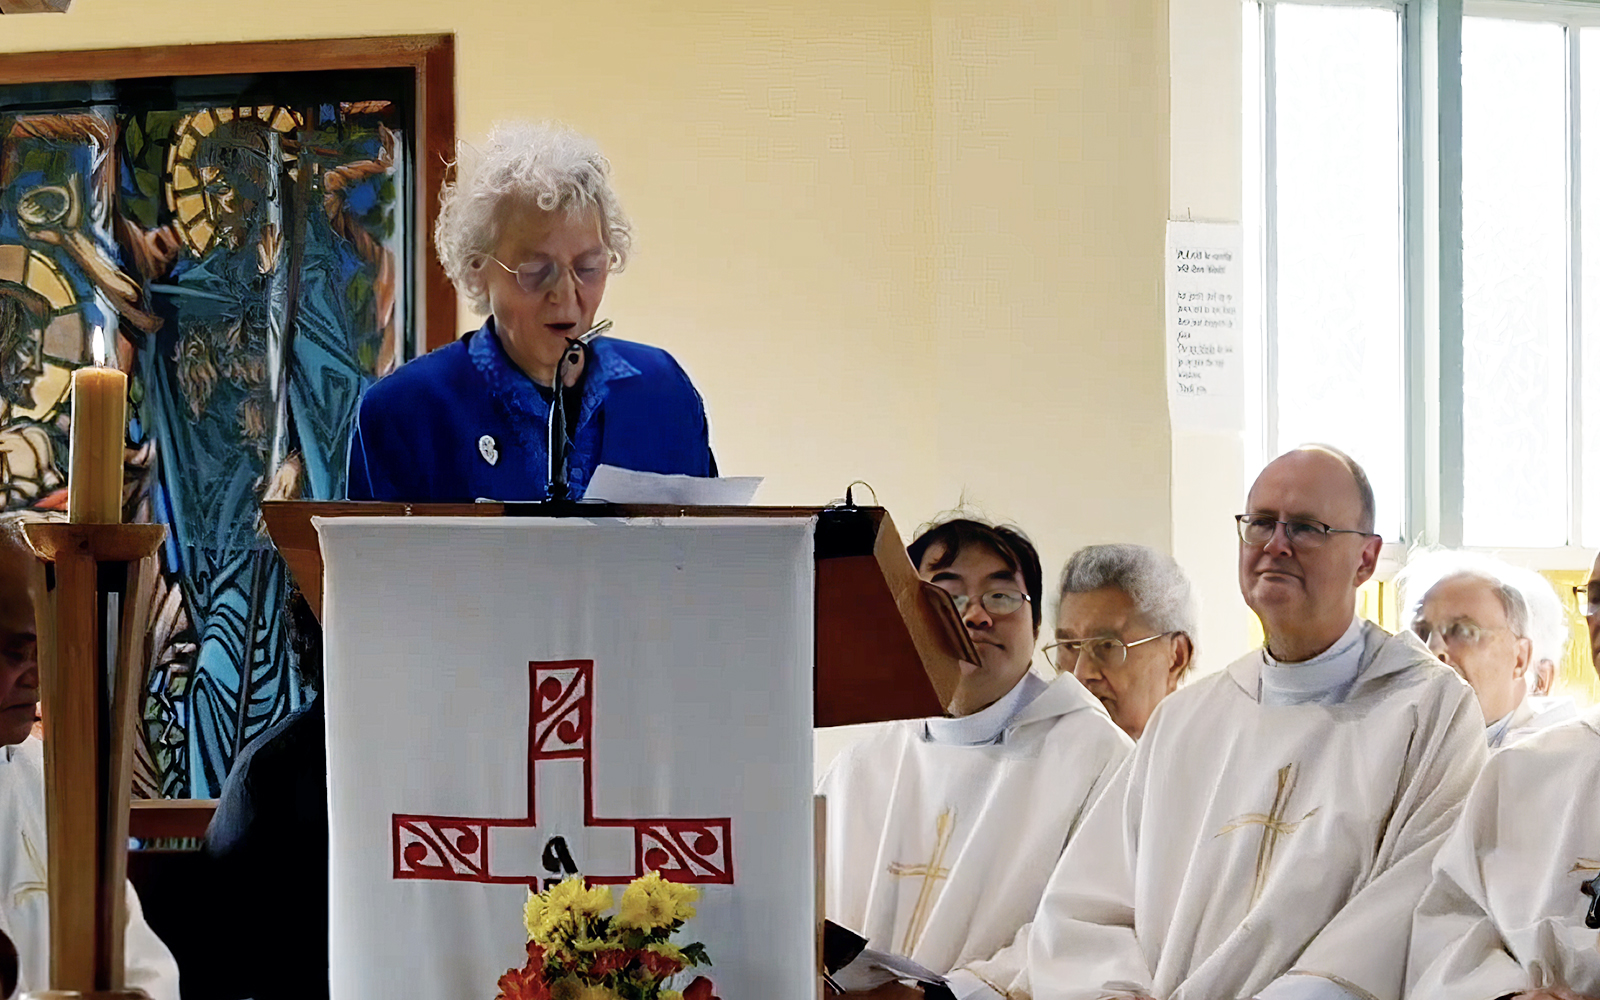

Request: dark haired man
left=819, top=517, right=1131, bottom=998
left=0, top=514, right=180, bottom=999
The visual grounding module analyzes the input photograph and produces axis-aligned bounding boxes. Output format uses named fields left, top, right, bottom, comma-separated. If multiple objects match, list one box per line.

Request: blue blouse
left=345, top=320, right=714, bottom=502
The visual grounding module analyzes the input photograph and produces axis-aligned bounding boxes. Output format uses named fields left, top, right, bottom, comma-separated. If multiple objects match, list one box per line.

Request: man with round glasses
left=819, top=517, right=1131, bottom=999
left=1400, top=551, right=1577, bottom=749
left=1407, top=550, right=1600, bottom=1000
left=1048, top=544, right=1196, bottom=740
left=977, top=445, right=1484, bottom=1000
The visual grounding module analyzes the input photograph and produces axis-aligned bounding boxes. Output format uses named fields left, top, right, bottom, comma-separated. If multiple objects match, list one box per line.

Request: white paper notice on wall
left=1167, top=220, right=1244, bottom=432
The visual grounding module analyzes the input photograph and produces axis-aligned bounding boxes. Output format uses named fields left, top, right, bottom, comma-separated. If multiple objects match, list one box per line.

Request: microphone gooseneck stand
left=544, top=319, right=613, bottom=504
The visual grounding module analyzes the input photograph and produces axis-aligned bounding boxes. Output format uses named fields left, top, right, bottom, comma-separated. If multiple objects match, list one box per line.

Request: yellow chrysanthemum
left=657, top=879, right=699, bottom=923
left=574, top=986, right=615, bottom=1000
left=615, top=871, right=699, bottom=931
left=531, top=906, right=577, bottom=947
left=545, top=877, right=615, bottom=919
left=661, top=992, right=683, bottom=1000
left=523, top=891, right=547, bottom=940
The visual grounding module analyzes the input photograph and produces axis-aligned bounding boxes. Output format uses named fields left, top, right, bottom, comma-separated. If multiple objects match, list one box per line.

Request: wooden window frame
left=0, top=33, right=458, bottom=353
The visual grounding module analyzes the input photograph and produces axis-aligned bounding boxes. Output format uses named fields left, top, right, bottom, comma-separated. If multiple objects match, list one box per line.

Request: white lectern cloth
left=318, top=516, right=816, bottom=1000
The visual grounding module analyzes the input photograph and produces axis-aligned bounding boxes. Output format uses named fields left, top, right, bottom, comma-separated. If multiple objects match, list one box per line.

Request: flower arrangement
left=494, top=871, right=720, bottom=1000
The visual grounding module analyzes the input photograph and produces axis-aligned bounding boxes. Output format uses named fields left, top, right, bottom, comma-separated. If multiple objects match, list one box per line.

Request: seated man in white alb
left=0, top=514, right=181, bottom=1000
left=1401, top=551, right=1577, bottom=748
left=819, top=517, right=1132, bottom=999
left=1408, top=551, right=1600, bottom=1000
left=1048, top=544, right=1196, bottom=741
left=967, top=445, right=1486, bottom=1000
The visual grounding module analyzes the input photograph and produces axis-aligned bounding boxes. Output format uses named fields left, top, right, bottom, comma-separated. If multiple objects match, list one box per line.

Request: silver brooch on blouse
left=478, top=435, right=499, bottom=466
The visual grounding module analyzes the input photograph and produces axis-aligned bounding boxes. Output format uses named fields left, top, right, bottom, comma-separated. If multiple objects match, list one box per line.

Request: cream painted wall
left=0, top=0, right=1183, bottom=765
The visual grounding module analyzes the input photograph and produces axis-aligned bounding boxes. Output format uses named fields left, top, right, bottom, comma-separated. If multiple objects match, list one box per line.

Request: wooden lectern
left=260, top=500, right=978, bottom=1000
left=261, top=500, right=978, bottom=727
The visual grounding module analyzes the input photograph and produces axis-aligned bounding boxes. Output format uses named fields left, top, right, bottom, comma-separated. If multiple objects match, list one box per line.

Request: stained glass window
left=0, top=73, right=419, bottom=797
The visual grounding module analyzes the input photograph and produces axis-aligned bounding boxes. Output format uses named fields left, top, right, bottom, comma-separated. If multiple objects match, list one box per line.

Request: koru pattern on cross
left=392, top=659, right=735, bottom=888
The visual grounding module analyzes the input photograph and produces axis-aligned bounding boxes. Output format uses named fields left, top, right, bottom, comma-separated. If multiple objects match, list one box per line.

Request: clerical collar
left=1259, top=616, right=1365, bottom=707
left=924, top=672, right=1048, bottom=746
left=1485, top=699, right=1521, bottom=748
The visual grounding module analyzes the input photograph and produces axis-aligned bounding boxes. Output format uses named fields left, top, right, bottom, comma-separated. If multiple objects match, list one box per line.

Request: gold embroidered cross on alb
left=888, top=809, right=957, bottom=954
left=1215, top=763, right=1319, bottom=907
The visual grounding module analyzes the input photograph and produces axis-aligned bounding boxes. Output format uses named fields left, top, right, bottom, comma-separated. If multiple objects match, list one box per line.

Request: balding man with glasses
left=963, top=445, right=1485, bottom=1000
left=1406, top=551, right=1600, bottom=1000
left=818, top=517, right=1131, bottom=1000
left=1399, top=551, right=1579, bottom=748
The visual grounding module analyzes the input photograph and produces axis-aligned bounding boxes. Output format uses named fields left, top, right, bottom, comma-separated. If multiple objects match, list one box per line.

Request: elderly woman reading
left=345, top=122, right=715, bottom=502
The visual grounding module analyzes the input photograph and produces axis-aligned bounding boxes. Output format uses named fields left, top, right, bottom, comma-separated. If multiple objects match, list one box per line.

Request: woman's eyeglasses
left=482, top=253, right=612, bottom=295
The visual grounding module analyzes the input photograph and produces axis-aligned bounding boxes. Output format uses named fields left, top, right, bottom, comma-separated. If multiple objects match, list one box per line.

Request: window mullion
left=1433, top=0, right=1466, bottom=547
left=1571, top=25, right=1586, bottom=546
left=1263, top=0, right=1281, bottom=462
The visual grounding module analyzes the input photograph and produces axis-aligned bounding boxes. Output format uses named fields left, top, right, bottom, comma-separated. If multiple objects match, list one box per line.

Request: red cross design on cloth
left=391, top=659, right=734, bottom=887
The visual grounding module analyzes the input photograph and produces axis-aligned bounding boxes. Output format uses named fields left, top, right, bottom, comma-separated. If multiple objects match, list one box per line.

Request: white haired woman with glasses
left=346, top=121, right=715, bottom=502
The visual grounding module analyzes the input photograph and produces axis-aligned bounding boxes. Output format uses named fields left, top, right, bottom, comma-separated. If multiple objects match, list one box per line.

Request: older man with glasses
left=962, top=445, right=1485, bottom=1000
left=818, top=517, right=1131, bottom=999
left=1407, top=551, right=1600, bottom=1000
left=1400, top=551, right=1578, bottom=749
left=1048, top=544, right=1198, bottom=740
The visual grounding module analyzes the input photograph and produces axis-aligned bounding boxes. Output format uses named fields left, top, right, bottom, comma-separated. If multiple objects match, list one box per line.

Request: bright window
left=1250, top=0, right=1600, bottom=553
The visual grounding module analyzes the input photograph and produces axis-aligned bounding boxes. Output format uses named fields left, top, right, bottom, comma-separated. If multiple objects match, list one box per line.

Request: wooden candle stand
left=21, top=523, right=166, bottom=1000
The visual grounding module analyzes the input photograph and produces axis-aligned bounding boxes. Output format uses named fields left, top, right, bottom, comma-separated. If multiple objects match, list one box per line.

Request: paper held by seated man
left=1408, top=705, right=1600, bottom=1000
left=969, top=620, right=1485, bottom=1000
left=819, top=669, right=1131, bottom=995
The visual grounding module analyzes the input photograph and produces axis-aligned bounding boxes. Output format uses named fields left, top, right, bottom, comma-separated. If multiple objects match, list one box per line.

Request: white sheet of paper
left=832, top=946, right=948, bottom=992
left=1166, top=220, right=1244, bottom=432
left=583, top=464, right=762, bottom=505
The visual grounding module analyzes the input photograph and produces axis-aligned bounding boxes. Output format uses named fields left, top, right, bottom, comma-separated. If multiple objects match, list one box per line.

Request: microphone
left=546, top=319, right=612, bottom=501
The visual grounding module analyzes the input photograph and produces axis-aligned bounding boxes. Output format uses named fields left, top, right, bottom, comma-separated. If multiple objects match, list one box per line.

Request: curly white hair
left=434, top=120, right=633, bottom=313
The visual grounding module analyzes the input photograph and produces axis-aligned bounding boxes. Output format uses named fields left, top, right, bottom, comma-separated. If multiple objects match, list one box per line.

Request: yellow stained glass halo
left=164, top=104, right=303, bottom=257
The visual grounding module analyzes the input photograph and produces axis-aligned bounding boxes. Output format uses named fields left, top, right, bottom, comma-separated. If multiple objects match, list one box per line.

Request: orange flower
left=684, top=976, right=720, bottom=1000
left=637, top=948, right=686, bottom=979
left=494, top=965, right=550, bottom=1000
left=495, top=943, right=551, bottom=1000
left=587, top=947, right=633, bottom=978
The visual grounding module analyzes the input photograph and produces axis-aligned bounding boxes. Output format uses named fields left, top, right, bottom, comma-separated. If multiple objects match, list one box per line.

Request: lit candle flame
left=91, top=325, right=107, bottom=367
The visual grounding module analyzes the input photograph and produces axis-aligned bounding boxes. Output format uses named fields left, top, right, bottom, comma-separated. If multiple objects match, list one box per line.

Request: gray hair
left=1058, top=544, right=1198, bottom=647
left=434, top=120, right=633, bottom=313
left=1504, top=565, right=1569, bottom=672
left=1398, top=549, right=1533, bottom=639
